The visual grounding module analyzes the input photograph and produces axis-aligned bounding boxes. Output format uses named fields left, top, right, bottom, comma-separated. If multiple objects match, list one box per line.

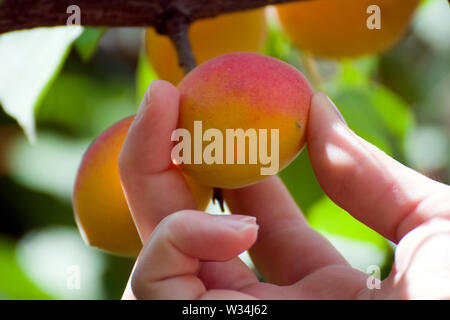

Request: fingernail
left=136, top=81, right=154, bottom=121
left=325, top=95, right=347, bottom=126
left=218, top=215, right=259, bottom=232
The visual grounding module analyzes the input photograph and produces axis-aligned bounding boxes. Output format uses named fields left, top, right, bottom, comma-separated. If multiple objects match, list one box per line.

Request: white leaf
left=0, top=26, right=83, bottom=142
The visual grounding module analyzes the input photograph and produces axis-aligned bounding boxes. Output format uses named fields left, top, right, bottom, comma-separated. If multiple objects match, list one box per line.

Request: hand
left=119, top=80, right=450, bottom=300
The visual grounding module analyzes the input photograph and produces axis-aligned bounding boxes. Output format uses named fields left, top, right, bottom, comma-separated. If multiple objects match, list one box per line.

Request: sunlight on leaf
left=75, top=27, right=106, bottom=61
left=16, top=226, right=106, bottom=299
left=6, top=131, right=89, bottom=200
left=0, top=26, right=83, bottom=142
left=0, top=236, right=52, bottom=299
left=308, top=197, right=392, bottom=273
left=136, top=50, right=159, bottom=103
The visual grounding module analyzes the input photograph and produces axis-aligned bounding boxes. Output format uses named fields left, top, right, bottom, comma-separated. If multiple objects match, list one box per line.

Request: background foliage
left=0, top=0, right=448, bottom=299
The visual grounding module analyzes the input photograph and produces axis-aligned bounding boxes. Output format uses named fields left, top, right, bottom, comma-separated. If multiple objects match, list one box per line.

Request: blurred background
left=0, top=0, right=448, bottom=299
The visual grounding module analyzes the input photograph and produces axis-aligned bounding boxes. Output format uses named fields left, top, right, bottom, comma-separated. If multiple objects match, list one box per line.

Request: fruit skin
left=277, top=0, right=419, bottom=58
left=145, top=9, right=267, bottom=85
left=177, top=52, right=312, bottom=189
left=73, top=116, right=212, bottom=256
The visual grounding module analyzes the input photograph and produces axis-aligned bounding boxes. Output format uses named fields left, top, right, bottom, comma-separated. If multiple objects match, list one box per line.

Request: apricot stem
left=213, top=188, right=225, bottom=212
left=302, top=51, right=324, bottom=91
left=166, top=20, right=198, bottom=74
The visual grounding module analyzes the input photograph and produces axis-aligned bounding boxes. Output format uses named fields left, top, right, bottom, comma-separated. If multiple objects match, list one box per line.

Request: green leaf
left=6, top=131, right=89, bottom=200
left=75, top=27, right=106, bottom=61
left=37, top=72, right=137, bottom=137
left=327, top=60, right=415, bottom=158
left=371, top=85, right=415, bottom=143
left=0, top=26, right=83, bottom=142
left=136, top=50, right=159, bottom=102
left=0, top=236, right=53, bottom=299
left=279, top=148, right=325, bottom=213
left=308, top=197, right=392, bottom=274
left=309, top=197, right=388, bottom=249
left=332, top=87, right=395, bottom=155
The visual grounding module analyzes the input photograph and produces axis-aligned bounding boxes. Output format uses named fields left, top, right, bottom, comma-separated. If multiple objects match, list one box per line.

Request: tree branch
left=0, top=0, right=308, bottom=86
left=0, top=0, right=305, bottom=35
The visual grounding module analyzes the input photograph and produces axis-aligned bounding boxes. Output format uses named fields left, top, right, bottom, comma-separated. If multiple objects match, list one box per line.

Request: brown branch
left=0, top=0, right=308, bottom=87
left=0, top=0, right=305, bottom=35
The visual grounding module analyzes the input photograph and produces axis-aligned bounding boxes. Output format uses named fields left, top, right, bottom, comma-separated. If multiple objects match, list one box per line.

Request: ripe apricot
left=73, top=116, right=212, bottom=256
left=277, top=0, right=419, bottom=58
left=145, top=9, right=267, bottom=85
left=176, top=52, right=312, bottom=189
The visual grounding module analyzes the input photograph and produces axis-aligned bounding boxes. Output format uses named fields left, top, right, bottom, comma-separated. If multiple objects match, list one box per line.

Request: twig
left=301, top=51, right=324, bottom=91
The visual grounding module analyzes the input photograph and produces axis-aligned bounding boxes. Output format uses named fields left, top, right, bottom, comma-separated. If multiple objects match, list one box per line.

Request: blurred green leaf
left=0, top=236, right=53, bottom=299
left=327, top=60, right=415, bottom=158
left=332, top=87, right=395, bottom=155
left=0, top=27, right=83, bottom=142
left=136, top=50, right=159, bottom=102
left=308, top=197, right=392, bottom=274
left=309, top=197, right=388, bottom=249
left=6, top=132, right=89, bottom=200
left=16, top=227, right=106, bottom=300
left=279, top=148, right=324, bottom=213
left=263, top=15, right=292, bottom=63
left=405, top=125, right=449, bottom=172
left=371, top=84, right=415, bottom=143
left=263, top=11, right=302, bottom=69
left=75, top=28, right=106, bottom=61
left=37, top=72, right=137, bottom=137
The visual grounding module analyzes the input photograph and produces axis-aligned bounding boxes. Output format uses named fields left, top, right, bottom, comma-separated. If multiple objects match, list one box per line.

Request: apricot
left=73, top=116, right=212, bottom=256
left=277, top=0, right=419, bottom=58
left=176, top=52, right=312, bottom=189
left=145, top=9, right=267, bottom=85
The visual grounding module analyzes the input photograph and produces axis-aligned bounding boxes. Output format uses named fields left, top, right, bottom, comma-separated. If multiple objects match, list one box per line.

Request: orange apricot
left=73, top=116, right=212, bottom=256
left=176, top=52, right=312, bottom=189
left=277, top=0, right=419, bottom=58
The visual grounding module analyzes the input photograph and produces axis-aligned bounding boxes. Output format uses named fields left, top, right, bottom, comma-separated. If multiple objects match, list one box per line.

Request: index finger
left=119, top=80, right=199, bottom=241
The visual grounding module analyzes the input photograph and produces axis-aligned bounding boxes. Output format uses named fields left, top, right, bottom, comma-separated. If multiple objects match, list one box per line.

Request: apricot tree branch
left=0, top=0, right=310, bottom=90
left=0, top=0, right=306, bottom=34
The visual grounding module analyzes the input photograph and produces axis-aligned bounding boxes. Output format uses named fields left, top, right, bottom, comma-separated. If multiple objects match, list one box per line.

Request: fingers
left=119, top=81, right=198, bottom=240
left=131, top=211, right=258, bottom=300
left=198, top=259, right=258, bottom=291
left=223, top=176, right=348, bottom=285
left=307, top=92, right=450, bottom=243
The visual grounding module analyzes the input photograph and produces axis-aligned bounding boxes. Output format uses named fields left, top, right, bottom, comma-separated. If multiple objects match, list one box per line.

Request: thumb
left=306, top=92, right=449, bottom=242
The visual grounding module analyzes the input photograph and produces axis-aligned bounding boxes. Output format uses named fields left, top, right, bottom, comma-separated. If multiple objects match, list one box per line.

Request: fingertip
left=120, top=80, right=180, bottom=176
left=307, top=92, right=347, bottom=144
left=161, top=211, right=258, bottom=260
left=136, top=80, right=179, bottom=123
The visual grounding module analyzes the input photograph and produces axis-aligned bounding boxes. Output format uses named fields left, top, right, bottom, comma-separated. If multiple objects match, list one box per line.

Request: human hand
left=120, top=80, right=450, bottom=300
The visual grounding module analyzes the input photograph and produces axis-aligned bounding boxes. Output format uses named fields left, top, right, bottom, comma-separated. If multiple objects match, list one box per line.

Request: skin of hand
left=119, top=80, right=450, bottom=300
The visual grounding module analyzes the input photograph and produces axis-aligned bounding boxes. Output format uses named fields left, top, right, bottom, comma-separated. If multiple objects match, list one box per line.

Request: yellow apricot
left=277, top=0, right=419, bottom=58
left=73, top=116, right=212, bottom=256
left=177, top=52, right=312, bottom=189
left=145, top=9, right=267, bottom=85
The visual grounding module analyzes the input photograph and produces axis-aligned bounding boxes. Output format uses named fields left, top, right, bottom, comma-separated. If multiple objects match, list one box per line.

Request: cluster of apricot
left=73, top=1, right=419, bottom=255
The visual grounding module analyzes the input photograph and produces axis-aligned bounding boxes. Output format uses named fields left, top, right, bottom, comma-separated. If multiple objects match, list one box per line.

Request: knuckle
left=159, top=210, right=193, bottom=236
